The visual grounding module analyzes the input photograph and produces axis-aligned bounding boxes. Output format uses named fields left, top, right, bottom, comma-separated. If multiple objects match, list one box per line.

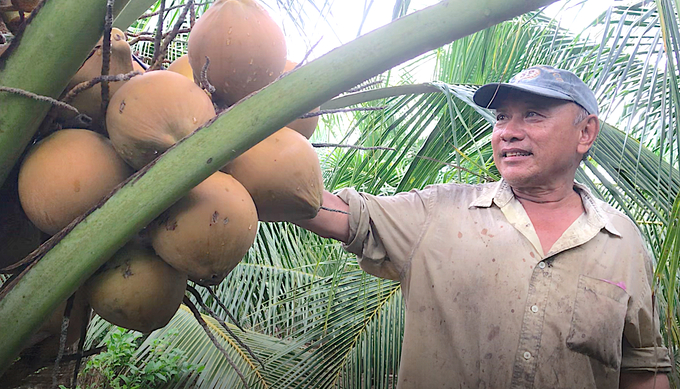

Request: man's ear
left=577, top=115, right=600, bottom=155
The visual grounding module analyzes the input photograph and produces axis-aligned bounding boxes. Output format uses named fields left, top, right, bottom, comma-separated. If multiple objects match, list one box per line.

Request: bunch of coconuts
left=2, top=0, right=324, bottom=351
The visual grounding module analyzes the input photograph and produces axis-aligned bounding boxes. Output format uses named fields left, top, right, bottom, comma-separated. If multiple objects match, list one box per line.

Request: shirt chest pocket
left=566, top=274, right=630, bottom=369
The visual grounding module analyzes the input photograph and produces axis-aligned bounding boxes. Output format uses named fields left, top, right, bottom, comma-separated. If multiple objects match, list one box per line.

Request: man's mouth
left=503, top=151, right=532, bottom=157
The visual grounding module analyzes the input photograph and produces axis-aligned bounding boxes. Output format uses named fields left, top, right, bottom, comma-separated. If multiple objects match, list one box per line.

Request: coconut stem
left=63, top=70, right=142, bottom=104
left=186, top=285, right=264, bottom=369
left=148, top=0, right=192, bottom=71
left=200, top=56, right=215, bottom=93
left=151, top=0, right=164, bottom=69
left=203, top=284, right=245, bottom=332
left=183, top=296, right=250, bottom=389
left=99, top=0, right=115, bottom=130
left=52, top=294, right=75, bottom=388
left=189, top=1, right=196, bottom=28
left=70, top=302, right=91, bottom=389
left=127, top=27, right=191, bottom=45
left=0, top=86, right=80, bottom=114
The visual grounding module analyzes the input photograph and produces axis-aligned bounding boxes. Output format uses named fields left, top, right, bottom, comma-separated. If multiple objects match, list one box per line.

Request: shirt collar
left=468, top=179, right=621, bottom=237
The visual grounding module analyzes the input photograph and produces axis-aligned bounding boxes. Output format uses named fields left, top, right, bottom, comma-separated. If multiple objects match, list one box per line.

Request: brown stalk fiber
left=148, top=0, right=193, bottom=71
left=203, top=285, right=245, bottom=332
left=51, top=294, right=75, bottom=388
left=0, top=86, right=80, bottom=114
left=99, top=0, right=115, bottom=126
left=183, top=296, right=250, bottom=389
left=151, top=0, right=164, bottom=68
left=186, top=285, right=263, bottom=368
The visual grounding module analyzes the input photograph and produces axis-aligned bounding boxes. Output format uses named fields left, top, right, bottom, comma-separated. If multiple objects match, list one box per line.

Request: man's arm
left=619, top=372, right=670, bottom=389
left=293, top=190, right=350, bottom=243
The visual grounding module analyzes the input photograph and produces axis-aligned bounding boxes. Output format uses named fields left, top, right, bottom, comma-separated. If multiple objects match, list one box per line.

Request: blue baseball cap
left=473, top=65, right=598, bottom=116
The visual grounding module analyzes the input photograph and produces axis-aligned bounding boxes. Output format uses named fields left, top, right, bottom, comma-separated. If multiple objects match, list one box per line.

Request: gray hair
left=573, top=106, right=590, bottom=125
left=574, top=106, right=595, bottom=161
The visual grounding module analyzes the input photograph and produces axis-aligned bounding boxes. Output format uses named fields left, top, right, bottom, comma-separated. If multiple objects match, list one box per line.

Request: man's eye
left=496, top=114, right=507, bottom=121
left=526, top=111, right=540, bottom=118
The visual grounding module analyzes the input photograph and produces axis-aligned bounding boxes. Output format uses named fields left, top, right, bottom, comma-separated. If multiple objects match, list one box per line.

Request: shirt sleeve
left=620, top=241, right=672, bottom=373
left=336, top=186, right=435, bottom=281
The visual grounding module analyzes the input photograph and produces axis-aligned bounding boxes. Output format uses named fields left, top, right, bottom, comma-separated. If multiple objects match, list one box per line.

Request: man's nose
left=498, top=117, right=526, bottom=142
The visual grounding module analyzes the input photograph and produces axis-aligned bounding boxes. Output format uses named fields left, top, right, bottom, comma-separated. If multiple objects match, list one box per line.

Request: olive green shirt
left=337, top=180, right=671, bottom=389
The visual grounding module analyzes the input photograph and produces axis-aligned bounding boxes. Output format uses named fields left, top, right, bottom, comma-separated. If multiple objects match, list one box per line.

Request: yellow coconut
left=151, top=172, right=258, bottom=285
left=283, top=60, right=320, bottom=139
left=167, top=54, right=194, bottom=82
left=66, top=28, right=134, bottom=127
left=222, top=127, right=323, bottom=222
left=188, top=0, right=287, bottom=106
left=84, top=241, right=188, bottom=333
left=106, top=70, right=216, bottom=169
left=18, top=129, right=133, bottom=235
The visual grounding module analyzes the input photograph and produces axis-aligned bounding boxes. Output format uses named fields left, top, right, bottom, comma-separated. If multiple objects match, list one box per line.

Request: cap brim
left=473, top=83, right=573, bottom=109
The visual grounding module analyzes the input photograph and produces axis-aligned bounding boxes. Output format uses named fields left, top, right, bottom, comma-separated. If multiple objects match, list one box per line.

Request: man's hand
left=620, top=372, right=670, bottom=389
left=293, top=190, right=350, bottom=243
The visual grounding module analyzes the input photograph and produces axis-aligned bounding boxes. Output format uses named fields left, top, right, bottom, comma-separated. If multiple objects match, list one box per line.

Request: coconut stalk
left=0, top=0, right=129, bottom=188
left=0, top=0, right=558, bottom=373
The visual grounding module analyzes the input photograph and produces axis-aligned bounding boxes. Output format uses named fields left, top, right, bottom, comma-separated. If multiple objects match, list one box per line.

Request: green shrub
left=62, top=327, right=202, bottom=389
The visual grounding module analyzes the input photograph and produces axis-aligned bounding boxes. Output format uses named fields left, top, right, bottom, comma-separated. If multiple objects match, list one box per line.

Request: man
left=294, top=65, right=672, bottom=388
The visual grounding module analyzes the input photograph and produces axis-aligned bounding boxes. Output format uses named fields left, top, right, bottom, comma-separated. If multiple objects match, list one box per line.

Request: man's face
left=491, top=90, right=587, bottom=190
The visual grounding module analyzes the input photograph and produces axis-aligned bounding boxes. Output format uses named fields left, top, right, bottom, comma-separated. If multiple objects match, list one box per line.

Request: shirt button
left=538, top=262, right=546, bottom=269
left=523, top=351, right=532, bottom=360
left=531, top=305, right=539, bottom=313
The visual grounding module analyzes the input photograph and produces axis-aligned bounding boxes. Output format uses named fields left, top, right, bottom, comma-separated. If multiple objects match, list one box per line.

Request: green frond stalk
left=0, top=0, right=558, bottom=372
left=113, top=0, right=164, bottom=30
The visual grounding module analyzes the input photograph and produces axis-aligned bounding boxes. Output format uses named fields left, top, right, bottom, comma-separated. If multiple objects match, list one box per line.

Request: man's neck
left=509, top=180, right=585, bottom=254
left=510, top=180, right=580, bottom=206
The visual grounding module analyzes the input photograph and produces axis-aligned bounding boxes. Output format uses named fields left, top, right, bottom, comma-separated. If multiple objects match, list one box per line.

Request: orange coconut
left=18, top=129, right=133, bottom=235
left=66, top=28, right=134, bottom=127
left=84, top=241, right=188, bottom=333
left=151, top=172, right=258, bottom=285
left=167, top=54, right=194, bottom=81
left=188, top=0, right=287, bottom=106
left=106, top=70, right=216, bottom=169
left=221, top=127, right=323, bottom=222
